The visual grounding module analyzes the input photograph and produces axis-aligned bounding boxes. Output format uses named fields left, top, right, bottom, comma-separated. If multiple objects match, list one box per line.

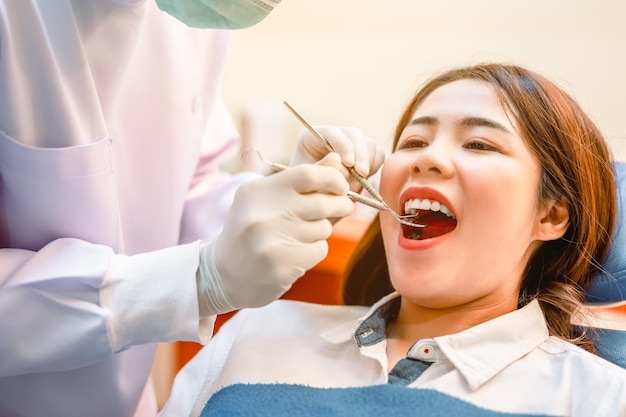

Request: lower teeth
left=408, top=229, right=423, bottom=240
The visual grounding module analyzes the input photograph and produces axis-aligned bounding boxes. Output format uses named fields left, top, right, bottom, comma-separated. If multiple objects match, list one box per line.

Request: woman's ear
left=536, top=199, right=570, bottom=241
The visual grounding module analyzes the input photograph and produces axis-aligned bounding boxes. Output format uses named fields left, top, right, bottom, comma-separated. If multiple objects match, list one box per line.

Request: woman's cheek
left=379, top=156, right=404, bottom=203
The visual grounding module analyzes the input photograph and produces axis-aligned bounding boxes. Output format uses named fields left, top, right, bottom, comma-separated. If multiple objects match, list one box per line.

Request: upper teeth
left=404, top=199, right=455, bottom=218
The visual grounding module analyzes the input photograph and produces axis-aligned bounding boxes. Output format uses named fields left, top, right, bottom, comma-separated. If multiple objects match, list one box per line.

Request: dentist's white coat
left=0, top=1, right=253, bottom=416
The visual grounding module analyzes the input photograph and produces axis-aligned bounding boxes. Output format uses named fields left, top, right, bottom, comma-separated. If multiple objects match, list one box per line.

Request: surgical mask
left=155, top=0, right=281, bottom=29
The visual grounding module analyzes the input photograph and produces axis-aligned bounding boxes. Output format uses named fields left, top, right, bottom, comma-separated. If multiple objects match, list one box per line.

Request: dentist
left=0, top=1, right=384, bottom=417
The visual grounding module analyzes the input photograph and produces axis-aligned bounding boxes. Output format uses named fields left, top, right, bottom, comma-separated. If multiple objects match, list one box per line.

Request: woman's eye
left=397, top=136, right=428, bottom=150
left=464, top=139, right=498, bottom=152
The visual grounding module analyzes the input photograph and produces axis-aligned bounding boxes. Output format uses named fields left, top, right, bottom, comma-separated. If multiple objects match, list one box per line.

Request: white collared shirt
left=161, top=294, right=626, bottom=417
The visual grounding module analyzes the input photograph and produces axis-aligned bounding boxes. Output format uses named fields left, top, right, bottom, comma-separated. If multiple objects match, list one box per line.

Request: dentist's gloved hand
left=197, top=153, right=354, bottom=316
left=290, top=125, right=386, bottom=193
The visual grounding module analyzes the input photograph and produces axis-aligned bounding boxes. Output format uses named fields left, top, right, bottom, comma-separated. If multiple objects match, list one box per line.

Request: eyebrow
left=408, top=116, right=513, bottom=134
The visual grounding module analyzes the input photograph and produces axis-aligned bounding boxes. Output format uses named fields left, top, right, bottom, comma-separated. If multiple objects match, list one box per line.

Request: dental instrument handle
left=346, top=166, right=387, bottom=207
left=280, top=103, right=424, bottom=227
left=254, top=153, right=386, bottom=211
left=347, top=191, right=387, bottom=211
left=284, top=101, right=335, bottom=153
left=284, top=101, right=390, bottom=208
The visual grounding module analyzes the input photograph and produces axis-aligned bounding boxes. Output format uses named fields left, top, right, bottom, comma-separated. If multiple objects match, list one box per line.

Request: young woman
left=159, top=63, right=626, bottom=417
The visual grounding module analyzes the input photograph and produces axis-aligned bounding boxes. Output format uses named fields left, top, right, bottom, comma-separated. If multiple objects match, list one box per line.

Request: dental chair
left=583, top=161, right=626, bottom=369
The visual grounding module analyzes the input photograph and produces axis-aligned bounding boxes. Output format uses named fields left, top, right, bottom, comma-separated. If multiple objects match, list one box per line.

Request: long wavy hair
left=343, top=63, right=616, bottom=352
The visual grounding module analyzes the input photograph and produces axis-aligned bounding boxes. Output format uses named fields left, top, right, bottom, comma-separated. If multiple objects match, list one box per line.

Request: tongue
left=402, top=211, right=457, bottom=240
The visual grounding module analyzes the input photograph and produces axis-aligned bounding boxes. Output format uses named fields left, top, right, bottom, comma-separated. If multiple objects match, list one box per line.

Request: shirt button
left=418, top=344, right=434, bottom=359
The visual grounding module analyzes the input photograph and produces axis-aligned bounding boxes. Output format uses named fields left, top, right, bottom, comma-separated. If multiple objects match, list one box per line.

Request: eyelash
left=396, top=136, right=428, bottom=150
left=463, top=138, right=498, bottom=152
left=396, top=136, right=499, bottom=152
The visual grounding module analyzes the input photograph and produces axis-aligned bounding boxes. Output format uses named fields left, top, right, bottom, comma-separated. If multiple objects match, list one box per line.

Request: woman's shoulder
left=234, top=300, right=370, bottom=331
left=540, top=335, right=626, bottom=377
left=242, top=299, right=369, bottom=323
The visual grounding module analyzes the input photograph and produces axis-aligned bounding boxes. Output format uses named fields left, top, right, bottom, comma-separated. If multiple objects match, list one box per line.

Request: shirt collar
left=321, top=294, right=550, bottom=390
left=434, top=299, right=549, bottom=390
left=321, top=292, right=400, bottom=345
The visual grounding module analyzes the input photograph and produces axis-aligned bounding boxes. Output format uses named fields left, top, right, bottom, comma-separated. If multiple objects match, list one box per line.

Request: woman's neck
left=385, top=294, right=519, bottom=369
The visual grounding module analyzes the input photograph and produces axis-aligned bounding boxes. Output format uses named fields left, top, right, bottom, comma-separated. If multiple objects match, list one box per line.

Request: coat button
left=191, top=96, right=201, bottom=113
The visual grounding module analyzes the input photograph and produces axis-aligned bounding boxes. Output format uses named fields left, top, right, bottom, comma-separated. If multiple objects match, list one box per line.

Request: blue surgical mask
left=155, top=0, right=281, bottom=29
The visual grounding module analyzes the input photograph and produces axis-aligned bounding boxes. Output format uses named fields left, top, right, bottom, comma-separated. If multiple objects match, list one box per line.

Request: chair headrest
left=585, top=161, right=626, bottom=305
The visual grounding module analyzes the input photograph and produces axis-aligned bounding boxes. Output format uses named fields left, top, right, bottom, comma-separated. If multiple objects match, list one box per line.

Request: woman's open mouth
left=401, top=198, right=457, bottom=240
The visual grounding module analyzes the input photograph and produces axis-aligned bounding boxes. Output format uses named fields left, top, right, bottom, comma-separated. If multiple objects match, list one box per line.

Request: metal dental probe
left=242, top=148, right=390, bottom=211
left=281, top=102, right=424, bottom=227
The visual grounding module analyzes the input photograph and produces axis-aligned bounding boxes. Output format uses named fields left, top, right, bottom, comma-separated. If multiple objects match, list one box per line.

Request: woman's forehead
left=407, top=79, right=520, bottom=133
left=413, top=80, right=503, bottom=114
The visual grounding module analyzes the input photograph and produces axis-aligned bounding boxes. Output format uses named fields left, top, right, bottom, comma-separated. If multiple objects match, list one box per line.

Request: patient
left=159, top=63, right=626, bottom=417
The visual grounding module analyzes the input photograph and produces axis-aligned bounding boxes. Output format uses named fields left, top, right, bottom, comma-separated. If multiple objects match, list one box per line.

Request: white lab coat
left=0, top=1, right=254, bottom=416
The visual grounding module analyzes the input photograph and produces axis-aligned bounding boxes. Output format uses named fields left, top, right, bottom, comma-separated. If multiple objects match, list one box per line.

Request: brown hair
left=343, top=63, right=616, bottom=352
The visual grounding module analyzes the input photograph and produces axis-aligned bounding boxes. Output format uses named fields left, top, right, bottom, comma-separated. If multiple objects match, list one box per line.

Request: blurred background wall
left=220, top=0, right=626, bottom=169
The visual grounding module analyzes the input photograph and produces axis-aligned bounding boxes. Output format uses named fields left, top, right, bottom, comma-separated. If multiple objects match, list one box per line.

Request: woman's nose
left=410, top=141, right=454, bottom=178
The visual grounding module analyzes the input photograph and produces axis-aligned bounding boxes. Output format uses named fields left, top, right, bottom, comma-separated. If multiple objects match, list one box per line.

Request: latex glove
left=290, top=125, right=386, bottom=193
left=197, top=153, right=354, bottom=316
